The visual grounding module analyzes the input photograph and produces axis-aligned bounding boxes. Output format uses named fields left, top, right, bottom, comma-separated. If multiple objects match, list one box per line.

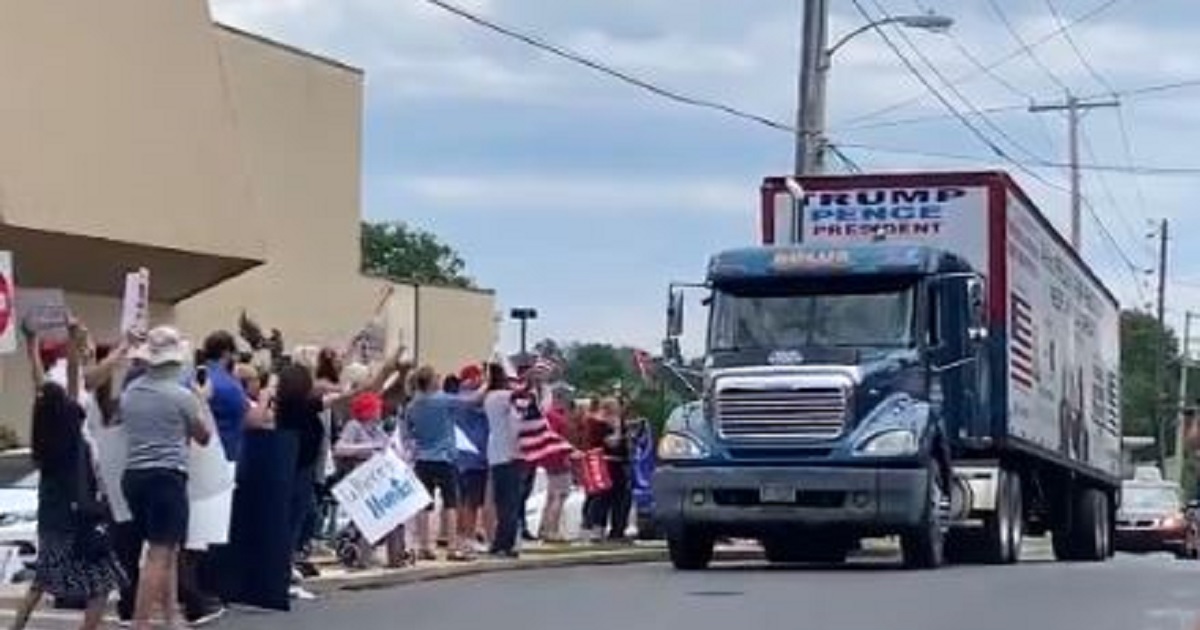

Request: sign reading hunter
left=332, top=450, right=431, bottom=545
left=798, top=185, right=990, bottom=272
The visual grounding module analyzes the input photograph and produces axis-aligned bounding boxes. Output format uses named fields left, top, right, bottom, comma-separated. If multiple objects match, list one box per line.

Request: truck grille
left=715, top=387, right=849, bottom=441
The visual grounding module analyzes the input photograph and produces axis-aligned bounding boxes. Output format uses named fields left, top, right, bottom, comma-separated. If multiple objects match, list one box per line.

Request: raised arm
left=22, top=325, right=45, bottom=391
left=81, top=328, right=138, bottom=392
left=322, top=345, right=410, bottom=409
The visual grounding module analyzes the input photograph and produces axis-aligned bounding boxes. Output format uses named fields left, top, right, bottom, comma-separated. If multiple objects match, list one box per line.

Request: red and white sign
left=0, top=252, right=14, bottom=354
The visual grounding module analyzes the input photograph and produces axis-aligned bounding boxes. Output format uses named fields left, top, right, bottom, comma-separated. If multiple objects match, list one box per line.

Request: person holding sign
left=9, top=324, right=125, bottom=630
left=271, top=343, right=411, bottom=568
left=333, top=392, right=413, bottom=568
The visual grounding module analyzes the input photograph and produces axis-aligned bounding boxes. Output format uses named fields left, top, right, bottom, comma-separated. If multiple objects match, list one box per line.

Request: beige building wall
left=0, top=0, right=263, bottom=263
left=415, top=286, right=498, bottom=372
left=0, top=3, right=497, bottom=442
left=175, top=27, right=496, bottom=364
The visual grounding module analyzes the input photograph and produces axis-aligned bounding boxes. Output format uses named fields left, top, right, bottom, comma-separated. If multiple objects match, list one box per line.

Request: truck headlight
left=858, top=429, right=918, bottom=456
left=658, top=432, right=709, bottom=461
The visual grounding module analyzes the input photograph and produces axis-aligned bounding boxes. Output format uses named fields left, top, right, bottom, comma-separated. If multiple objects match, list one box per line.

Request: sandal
left=446, top=550, right=475, bottom=562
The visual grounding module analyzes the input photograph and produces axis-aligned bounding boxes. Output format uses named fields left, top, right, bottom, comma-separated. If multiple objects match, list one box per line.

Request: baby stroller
left=334, top=521, right=369, bottom=569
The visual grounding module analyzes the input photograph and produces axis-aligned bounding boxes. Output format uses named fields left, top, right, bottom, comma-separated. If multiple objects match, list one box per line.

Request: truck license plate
left=760, top=484, right=795, bottom=504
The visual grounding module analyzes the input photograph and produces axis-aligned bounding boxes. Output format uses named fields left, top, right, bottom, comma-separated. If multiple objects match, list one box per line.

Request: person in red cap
left=334, top=391, right=411, bottom=568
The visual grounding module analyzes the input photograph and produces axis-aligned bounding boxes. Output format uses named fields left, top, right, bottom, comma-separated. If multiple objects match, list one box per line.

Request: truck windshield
left=708, top=280, right=916, bottom=352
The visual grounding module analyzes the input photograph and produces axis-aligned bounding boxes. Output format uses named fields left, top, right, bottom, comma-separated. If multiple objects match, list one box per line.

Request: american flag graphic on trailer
left=1010, top=293, right=1036, bottom=389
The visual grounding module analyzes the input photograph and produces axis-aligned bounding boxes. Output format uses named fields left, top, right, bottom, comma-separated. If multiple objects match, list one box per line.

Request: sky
left=209, top=0, right=1200, bottom=355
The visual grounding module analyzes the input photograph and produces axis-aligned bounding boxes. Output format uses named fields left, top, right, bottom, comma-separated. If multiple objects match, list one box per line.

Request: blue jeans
left=489, top=463, right=522, bottom=554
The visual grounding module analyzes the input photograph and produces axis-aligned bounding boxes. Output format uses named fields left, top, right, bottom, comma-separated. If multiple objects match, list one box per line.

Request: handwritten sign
left=331, top=450, right=430, bottom=545
left=16, top=288, right=68, bottom=340
left=119, top=268, right=150, bottom=335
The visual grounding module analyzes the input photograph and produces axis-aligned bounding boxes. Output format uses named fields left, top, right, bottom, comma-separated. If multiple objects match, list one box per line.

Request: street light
left=795, top=5, right=954, bottom=174
left=509, top=307, right=538, bottom=363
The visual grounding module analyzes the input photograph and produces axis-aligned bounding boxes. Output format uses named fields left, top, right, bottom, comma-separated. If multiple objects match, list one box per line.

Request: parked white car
left=0, top=450, right=38, bottom=582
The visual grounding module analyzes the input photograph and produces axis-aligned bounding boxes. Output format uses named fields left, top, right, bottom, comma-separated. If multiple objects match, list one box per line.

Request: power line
left=849, top=0, right=1060, bottom=191
left=415, top=0, right=799, bottom=135
left=911, top=0, right=1058, bottom=152
left=838, top=0, right=1126, bottom=128
left=833, top=141, right=1200, bottom=176
left=1041, top=0, right=1116, bottom=94
left=1080, top=128, right=1152, bottom=265
left=836, top=77, right=1200, bottom=132
left=985, top=0, right=1072, bottom=92
left=1114, top=106, right=1154, bottom=229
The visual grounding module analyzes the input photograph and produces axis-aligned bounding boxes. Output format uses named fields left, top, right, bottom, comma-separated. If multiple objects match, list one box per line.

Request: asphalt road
left=9, top=550, right=1200, bottom=630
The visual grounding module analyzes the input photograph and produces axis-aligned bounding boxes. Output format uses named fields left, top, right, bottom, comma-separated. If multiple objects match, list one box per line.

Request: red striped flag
left=513, top=393, right=573, bottom=466
left=632, top=349, right=654, bottom=381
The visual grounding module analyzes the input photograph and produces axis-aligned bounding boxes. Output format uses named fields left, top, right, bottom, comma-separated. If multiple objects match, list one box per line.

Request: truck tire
left=668, top=527, right=715, bottom=571
left=901, top=462, right=946, bottom=570
left=1053, top=486, right=1109, bottom=562
left=982, top=468, right=1024, bottom=564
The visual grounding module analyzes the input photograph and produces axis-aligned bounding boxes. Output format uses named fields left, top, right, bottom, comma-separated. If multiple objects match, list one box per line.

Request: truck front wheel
left=901, top=462, right=947, bottom=569
left=668, top=527, right=715, bottom=571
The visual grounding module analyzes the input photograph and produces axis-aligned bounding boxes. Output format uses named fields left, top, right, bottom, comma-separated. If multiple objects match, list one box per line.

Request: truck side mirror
left=667, top=289, right=685, bottom=338
left=662, top=338, right=682, bottom=365
left=966, top=277, right=988, bottom=342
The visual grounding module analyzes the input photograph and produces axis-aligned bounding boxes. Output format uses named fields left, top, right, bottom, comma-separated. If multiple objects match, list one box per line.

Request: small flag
left=632, top=349, right=655, bottom=381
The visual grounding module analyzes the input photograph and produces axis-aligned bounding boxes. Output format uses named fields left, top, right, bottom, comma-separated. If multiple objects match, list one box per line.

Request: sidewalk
left=0, top=541, right=756, bottom=612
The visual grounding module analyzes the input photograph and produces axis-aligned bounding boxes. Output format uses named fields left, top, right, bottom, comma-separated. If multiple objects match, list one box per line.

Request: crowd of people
left=8, top=315, right=643, bottom=630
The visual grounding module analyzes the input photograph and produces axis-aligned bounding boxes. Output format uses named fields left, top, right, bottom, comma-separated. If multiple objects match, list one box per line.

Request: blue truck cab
left=654, top=243, right=990, bottom=569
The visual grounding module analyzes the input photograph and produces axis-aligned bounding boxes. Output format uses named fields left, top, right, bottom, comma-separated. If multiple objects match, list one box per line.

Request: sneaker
left=289, top=586, right=318, bottom=601
left=487, top=549, right=519, bottom=560
left=186, top=605, right=227, bottom=627
left=115, top=618, right=133, bottom=628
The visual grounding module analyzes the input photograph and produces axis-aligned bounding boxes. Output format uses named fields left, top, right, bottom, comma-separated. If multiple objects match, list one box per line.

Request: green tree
left=360, top=220, right=474, bottom=288
left=1121, top=310, right=1180, bottom=440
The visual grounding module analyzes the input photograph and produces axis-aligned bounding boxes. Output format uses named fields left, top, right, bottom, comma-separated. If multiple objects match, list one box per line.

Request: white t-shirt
left=483, top=390, right=520, bottom=465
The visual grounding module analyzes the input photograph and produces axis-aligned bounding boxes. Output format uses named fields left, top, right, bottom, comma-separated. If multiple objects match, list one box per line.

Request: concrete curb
left=314, top=546, right=764, bottom=593
left=0, top=547, right=763, bottom=611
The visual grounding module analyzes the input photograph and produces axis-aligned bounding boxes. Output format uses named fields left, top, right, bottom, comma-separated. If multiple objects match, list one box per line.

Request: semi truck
left=653, top=171, right=1122, bottom=569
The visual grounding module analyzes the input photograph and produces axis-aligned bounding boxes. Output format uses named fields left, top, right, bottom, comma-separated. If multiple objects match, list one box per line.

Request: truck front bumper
left=653, top=465, right=928, bottom=537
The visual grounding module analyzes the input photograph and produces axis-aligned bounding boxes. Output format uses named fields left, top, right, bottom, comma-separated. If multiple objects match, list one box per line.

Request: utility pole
left=1154, top=219, right=1170, bottom=469
left=1175, top=311, right=1197, bottom=483
left=794, top=0, right=828, bottom=175
left=1029, top=95, right=1119, bottom=251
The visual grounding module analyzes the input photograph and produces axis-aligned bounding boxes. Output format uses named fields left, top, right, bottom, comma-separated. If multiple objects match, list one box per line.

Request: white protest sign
left=92, top=424, right=132, bottom=523
left=332, top=450, right=430, bottom=545
left=187, top=465, right=236, bottom=550
left=119, top=268, right=150, bottom=335
left=188, top=435, right=235, bottom=501
left=0, top=252, right=14, bottom=354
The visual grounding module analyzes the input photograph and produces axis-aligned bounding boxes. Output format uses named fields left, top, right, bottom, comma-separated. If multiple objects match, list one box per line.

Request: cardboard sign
left=15, top=288, right=68, bottom=340
left=0, top=252, right=13, bottom=354
left=119, top=268, right=150, bottom=335
left=351, top=318, right=387, bottom=364
left=332, top=450, right=431, bottom=545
